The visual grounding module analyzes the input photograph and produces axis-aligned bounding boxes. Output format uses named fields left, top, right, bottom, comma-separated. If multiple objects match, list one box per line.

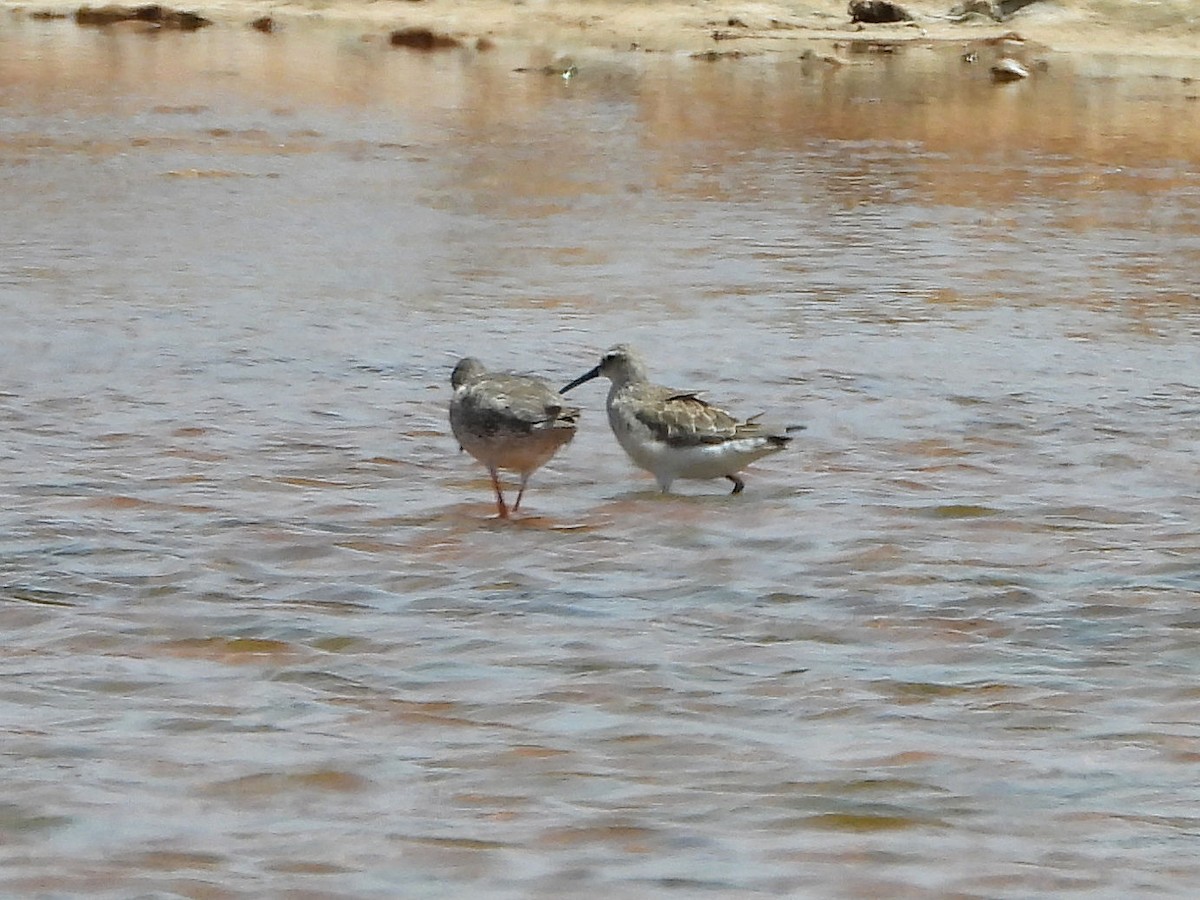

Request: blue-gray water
left=2, top=19, right=1200, bottom=898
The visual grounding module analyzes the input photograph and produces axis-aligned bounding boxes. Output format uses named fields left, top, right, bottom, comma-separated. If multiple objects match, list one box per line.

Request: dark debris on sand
left=74, top=4, right=211, bottom=30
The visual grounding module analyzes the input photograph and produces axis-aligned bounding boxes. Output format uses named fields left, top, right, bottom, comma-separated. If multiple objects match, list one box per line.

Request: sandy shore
left=4, top=0, right=1200, bottom=60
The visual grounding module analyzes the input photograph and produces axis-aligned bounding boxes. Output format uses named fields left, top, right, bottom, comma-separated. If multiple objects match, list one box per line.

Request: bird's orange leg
left=512, top=473, right=530, bottom=512
left=489, top=469, right=509, bottom=518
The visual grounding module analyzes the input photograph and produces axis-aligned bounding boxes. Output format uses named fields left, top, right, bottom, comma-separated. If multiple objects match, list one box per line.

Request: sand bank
left=4, top=0, right=1200, bottom=61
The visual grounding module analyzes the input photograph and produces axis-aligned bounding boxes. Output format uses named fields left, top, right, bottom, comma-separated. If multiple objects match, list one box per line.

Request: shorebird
left=560, top=344, right=801, bottom=495
left=449, top=358, right=580, bottom=518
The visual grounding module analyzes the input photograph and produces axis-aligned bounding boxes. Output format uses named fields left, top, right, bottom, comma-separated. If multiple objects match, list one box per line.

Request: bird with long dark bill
left=560, top=344, right=800, bottom=495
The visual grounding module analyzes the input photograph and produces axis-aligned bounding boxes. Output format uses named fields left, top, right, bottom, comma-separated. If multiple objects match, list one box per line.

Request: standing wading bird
left=560, top=344, right=801, bottom=494
left=449, top=358, right=580, bottom=518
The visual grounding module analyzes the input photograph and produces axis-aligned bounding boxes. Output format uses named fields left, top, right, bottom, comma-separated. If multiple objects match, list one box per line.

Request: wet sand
left=5, top=0, right=1200, bottom=62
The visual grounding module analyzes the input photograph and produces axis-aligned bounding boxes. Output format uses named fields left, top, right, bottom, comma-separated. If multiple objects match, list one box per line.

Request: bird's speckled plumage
left=450, top=358, right=579, bottom=517
left=561, top=344, right=800, bottom=494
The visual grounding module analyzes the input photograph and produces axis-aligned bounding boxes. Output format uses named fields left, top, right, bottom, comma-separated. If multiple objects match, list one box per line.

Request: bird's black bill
left=559, top=365, right=601, bottom=394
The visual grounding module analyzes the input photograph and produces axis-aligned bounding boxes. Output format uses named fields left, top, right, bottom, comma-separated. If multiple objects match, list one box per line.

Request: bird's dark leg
left=726, top=474, right=745, bottom=495
left=489, top=469, right=509, bottom=518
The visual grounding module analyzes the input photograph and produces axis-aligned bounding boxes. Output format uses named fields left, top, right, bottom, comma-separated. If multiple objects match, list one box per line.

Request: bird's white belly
left=608, top=408, right=774, bottom=481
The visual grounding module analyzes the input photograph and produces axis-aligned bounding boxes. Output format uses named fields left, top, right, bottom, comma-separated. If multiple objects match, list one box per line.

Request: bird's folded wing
left=470, top=376, right=577, bottom=429
left=631, top=386, right=739, bottom=446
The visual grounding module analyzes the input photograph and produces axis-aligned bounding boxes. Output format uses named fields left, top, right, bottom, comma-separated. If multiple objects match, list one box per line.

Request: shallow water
left=2, top=18, right=1200, bottom=898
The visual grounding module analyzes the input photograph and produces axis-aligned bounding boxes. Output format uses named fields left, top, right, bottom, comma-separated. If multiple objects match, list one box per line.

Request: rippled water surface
left=3, top=19, right=1200, bottom=897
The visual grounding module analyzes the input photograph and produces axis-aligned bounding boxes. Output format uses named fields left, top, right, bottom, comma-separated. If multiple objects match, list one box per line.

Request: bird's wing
left=629, top=385, right=740, bottom=446
left=465, top=375, right=578, bottom=432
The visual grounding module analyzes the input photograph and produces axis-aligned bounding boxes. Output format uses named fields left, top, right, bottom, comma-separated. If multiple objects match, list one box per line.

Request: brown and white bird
left=560, top=344, right=800, bottom=494
left=449, top=358, right=580, bottom=518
